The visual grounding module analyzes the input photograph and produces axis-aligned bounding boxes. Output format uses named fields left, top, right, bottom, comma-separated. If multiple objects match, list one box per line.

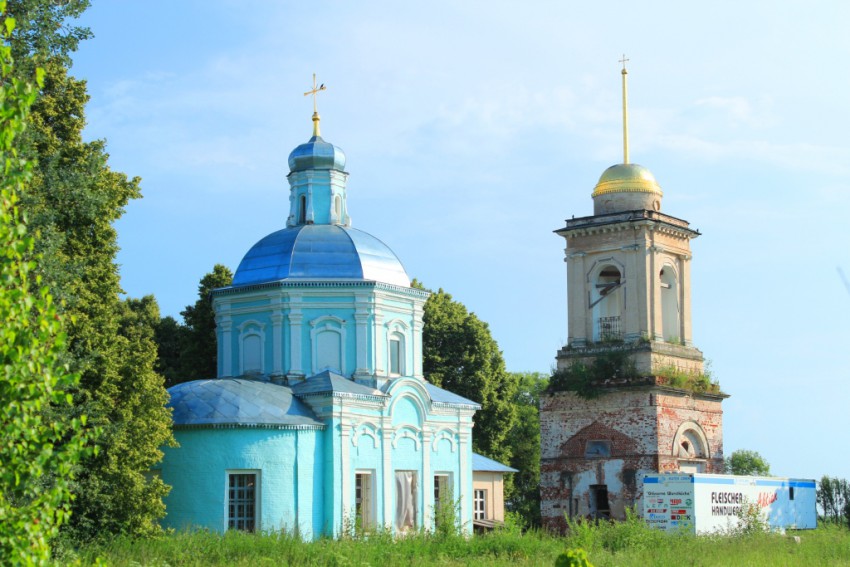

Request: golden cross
left=304, top=73, right=327, bottom=114
left=619, top=54, right=629, bottom=73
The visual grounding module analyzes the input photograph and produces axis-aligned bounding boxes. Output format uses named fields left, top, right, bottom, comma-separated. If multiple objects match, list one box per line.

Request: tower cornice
left=555, top=209, right=700, bottom=241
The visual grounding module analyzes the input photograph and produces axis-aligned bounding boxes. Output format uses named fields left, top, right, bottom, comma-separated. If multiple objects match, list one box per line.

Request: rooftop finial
left=619, top=54, right=630, bottom=164
left=304, top=73, right=327, bottom=137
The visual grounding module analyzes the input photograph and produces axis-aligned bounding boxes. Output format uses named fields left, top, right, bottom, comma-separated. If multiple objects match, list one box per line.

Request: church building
left=539, top=62, right=727, bottom=531
left=159, top=86, right=484, bottom=538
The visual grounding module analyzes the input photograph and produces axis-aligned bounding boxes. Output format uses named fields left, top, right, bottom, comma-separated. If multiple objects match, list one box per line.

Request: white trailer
left=641, top=473, right=817, bottom=534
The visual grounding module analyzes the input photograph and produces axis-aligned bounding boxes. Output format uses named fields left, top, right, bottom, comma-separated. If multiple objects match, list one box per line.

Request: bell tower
left=539, top=59, right=727, bottom=531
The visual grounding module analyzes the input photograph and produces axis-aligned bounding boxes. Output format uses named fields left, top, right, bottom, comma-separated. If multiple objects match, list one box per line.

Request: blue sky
left=71, top=1, right=850, bottom=481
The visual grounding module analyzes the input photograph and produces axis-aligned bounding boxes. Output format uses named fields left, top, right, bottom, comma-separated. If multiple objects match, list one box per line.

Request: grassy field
left=68, top=520, right=850, bottom=566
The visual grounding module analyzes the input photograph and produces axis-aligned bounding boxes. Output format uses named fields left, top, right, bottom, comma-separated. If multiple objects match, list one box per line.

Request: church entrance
left=395, top=471, right=418, bottom=532
left=590, top=484, right=611, bottom=519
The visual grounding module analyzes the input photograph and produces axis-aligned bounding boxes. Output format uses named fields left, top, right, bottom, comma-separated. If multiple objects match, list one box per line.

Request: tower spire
left=304, top=73, right=327, bottom=137
left=619, top=54, right=630, bottom=164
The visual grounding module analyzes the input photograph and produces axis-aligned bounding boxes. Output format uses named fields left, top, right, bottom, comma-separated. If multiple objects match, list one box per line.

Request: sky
left=69, top=1, right=850, bottom=482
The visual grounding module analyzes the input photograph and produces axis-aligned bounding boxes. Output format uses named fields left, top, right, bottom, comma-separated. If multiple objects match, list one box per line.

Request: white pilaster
left=217, top=305, right=233, bottom=378
left=271, top=310, right=284, bottom=376
left=354, top=307, right=370, bottom=376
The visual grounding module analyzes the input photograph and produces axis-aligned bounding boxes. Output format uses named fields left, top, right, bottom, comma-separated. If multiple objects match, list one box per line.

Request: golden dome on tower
left=591, top=163, right=663, bottom=197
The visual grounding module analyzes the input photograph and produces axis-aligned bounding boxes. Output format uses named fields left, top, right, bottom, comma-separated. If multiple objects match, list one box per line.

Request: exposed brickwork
left=540, top=386, right=724, bottom=532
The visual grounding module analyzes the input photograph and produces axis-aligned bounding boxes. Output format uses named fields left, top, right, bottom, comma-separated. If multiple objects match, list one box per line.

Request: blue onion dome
left=231, top=224, right=411, bottom=288
left=168, top=378, right=323, bottom=428
left=288, top=135, right=346, bottom=173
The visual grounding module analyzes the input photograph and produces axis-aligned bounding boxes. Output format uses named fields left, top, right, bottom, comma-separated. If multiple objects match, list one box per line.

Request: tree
left=69, top=297, right=174, bottom=539
left=154, top=315, right=189, bottom=388
left=504, top=372, right=548, bottom=527
left=0, top=8, right=87, bottom=560
left=420, top=285, right=518, bottom=465
left=725, top=449, right=770, bottom=476
left=178, top=264, right=233, bottom=381
left=7, top=0, right=174, bottom=541
left=817, top=476, right=850, bottom=528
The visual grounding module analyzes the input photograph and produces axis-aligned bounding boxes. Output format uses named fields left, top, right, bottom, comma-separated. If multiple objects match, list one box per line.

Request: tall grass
left=70, top=518, right=850, bottom=567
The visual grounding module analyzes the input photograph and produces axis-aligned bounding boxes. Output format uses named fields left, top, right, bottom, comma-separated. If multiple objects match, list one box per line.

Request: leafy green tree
left=0, top=8, right=87, bottom=561
left=817, top=476, right=850, bottom=528
left=420, top=285, right=518, bottom=465
left=7, top=0, right=175, bottom=541
left=69, top=296, right=175, bottom=539
left=178, top=264, right=233, bottom=381
left=154, top=315, right=189, bottom=388
left=724, top=449, right=770, bottom=476
left=504, top=372, right=548, bottom=527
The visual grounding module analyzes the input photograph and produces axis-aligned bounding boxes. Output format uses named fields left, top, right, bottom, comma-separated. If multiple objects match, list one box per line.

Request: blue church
left=159, top=104, right=487, bottom=538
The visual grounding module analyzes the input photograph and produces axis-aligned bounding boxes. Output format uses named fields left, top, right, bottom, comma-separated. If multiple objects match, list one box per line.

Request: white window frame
left=355, top=470, right=376, bottom=530
left=433, top=473, right=453, bottom=528
left=226, top=470, right=260, bottom=532
left=473, top=488, right=487, bottom=521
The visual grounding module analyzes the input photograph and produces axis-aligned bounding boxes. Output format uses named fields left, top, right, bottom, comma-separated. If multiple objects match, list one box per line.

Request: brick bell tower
left=539, top=59, right=727, bottom=531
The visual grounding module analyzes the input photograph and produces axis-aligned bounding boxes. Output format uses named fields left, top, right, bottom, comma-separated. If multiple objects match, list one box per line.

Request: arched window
left=660, top=265, right=680, bottom=342
left=389, top=334, right=404, bottom=375
left=316, top=330, right=342, bottom=372
left=334, top=195, right=341, bottom=222
left=242, top=334, right=262, bottom=375
left=591, top=265, right=623, bottom=341
left=298, top=195, right=307, bottom=224
left=672, top=423, right=709, bottom=473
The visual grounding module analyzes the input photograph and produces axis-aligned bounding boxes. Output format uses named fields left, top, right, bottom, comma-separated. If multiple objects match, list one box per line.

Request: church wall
left=540, top=390, right=659, bottom=531
left=654, top=392, right=725, bottom=472
left=215, top=286, right=423, bottom=381
left=161, top=427, right=323, bottom=537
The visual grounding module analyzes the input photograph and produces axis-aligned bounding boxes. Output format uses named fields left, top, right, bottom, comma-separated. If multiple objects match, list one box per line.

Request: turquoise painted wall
left=161, top=427, right=323, bottom=538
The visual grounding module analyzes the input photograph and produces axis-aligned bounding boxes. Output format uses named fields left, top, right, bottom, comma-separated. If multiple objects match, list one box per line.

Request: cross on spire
left=619, top=54, right=629, bottom=73
left=304, top=73, right=327, bottom=137
left=304, top=73, right=327, bottom=113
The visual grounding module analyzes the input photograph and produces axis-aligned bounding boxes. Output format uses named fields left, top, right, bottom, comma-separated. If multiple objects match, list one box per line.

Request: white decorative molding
left=309, top=315, right=348, bottom=375
left=392, top=426, right=422, bottom=450
left=351, top=422, right=380, bottom=449
left=431, top=429, right=458, bottom=453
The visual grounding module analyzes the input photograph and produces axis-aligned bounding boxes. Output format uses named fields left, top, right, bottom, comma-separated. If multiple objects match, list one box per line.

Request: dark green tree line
left=419, top=284, right=519, bottom=466
left=504, top=372, right=548, bottom=527
left=154, top=264, right=233, bottom=386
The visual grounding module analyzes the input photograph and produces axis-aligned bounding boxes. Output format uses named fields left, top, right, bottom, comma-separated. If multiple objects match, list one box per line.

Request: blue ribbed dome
left=168, top=378, right=323, bottom=428
left=288, top=135, right=346, bottom=173
left=231, top=224, right=410, bottom=287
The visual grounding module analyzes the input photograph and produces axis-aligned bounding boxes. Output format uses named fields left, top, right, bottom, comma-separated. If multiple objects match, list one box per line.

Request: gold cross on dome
left=304, top=73, right=327, bottom=113
left=619, top=54, right=629, bottom=72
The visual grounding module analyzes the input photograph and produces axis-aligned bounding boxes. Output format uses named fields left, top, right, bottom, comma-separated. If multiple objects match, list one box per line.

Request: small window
left=474, top=489, right=487, bottom=520
left=228, top=473, right=257, bottom=532
left=790, top=487, right=795, bottom=501
left=356, top=472, right=374, bottom=529
left=299, top=195, right=307, bottom=224
left=585, top=440, right=612, bottom=458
